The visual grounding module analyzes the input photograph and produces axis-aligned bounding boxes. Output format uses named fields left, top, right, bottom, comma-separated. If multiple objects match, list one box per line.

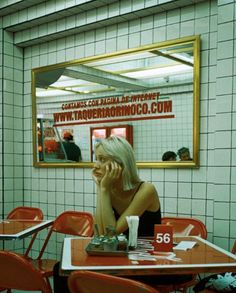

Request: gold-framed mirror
left=32, top=35, right=200, bottom=168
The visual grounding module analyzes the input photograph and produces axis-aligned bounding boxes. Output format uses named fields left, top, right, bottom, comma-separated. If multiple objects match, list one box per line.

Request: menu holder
left=85, top=242, right=128, bottom=256
left=153, top=224, right=173, bottom=252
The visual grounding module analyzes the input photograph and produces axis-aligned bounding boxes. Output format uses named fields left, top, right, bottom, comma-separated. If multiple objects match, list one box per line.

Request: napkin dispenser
left=126, top=216, right=139, bottom=249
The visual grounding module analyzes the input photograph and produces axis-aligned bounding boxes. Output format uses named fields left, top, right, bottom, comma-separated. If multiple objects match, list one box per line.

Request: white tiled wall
left=0, top=0, right=236, bottom=258
left=0, top=26, right=3, bottom=250
left=214, top=0, right=236, bottom=249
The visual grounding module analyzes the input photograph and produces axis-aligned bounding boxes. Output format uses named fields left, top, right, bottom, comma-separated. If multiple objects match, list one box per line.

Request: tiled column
left=214, top=0, right=236, bottom=250
left=1, top=30, right=24, bottom=251
left=0, top=23, right=3, bottom=227
left=2, top=31, right=24, bottom=215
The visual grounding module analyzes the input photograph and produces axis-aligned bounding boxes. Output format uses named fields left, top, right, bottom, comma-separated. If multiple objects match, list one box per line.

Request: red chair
left=152, top=216, right=208, bottom=293
left=0, top=250, right=52, bottom=293
left=68, top=270, right=160, bottom=293
left=7, top=206, right=44, bottom=220
left=0, top=207, right=45, bottom=292
left=232, top=240, right=236, bottom=254
left=7, top=206, right=44, bottom=257
left=32, top=211, right=94, bottom=290
left=162, top=216, right=207, bottom=239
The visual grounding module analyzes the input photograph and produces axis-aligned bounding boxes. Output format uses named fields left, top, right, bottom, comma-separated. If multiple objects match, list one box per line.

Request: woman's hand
left=100, top=161, right=122, bottom=191
left=92, top=168, right=100, bottom=186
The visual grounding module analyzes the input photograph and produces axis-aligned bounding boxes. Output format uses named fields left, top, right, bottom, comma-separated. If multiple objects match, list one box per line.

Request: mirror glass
left=32, top=36, right=200, bottom=168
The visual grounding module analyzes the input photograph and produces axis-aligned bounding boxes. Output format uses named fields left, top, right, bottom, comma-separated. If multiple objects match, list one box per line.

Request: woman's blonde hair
left=95, top=136, right=141, bottom=190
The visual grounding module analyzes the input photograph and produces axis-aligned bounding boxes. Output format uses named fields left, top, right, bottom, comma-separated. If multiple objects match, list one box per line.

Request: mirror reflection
left=32, top=36, right=200, bottom=168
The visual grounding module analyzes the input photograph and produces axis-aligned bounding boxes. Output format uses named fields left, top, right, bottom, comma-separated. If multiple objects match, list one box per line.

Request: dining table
left=60, top=236, right=236, bottom=277
left=0, top=219, right=53, bottom=240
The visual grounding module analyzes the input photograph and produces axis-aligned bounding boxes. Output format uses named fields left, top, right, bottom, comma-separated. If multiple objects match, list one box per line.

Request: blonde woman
left=92, top=136, right=194, bottom=288
left=92, top=135, right=161, bottom=236
left=53, top=136, right=161, bottom=293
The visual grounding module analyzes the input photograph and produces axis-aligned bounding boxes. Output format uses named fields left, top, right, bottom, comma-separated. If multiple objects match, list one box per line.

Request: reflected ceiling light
left=121, top=64, right=192, bottom=79
left=51, top=75, right=96, bottom=88
left=57, top=75, right=70, bottom=80
left=52, top=79, right=82, bottom=87
left=172, top=53, right=193, bottom=64
left=86, top=52, right=153, bottom=67
left=36, top=89, right=74, bottom=97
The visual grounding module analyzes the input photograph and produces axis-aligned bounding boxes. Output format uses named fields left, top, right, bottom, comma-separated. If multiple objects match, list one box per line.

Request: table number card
left=153, top=224, right=173, bottom=252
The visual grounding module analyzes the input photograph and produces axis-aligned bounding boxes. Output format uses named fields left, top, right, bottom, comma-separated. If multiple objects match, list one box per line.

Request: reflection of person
left=177, top=147, right=192, bottom=161
left=162, top=151, right=177, bottom=161
left=37, top=127, right=43, bottom=161
left=62, top=132, right=82, bottom=162
left=92, top=135, right=161, bottom=236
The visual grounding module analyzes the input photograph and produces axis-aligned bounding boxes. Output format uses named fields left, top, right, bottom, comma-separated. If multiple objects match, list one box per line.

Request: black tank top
left=113, top=182, right=161, bottom=237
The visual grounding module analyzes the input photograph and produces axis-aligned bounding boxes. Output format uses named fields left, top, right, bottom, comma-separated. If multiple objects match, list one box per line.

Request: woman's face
left=92, top=145, right=114, bottom=182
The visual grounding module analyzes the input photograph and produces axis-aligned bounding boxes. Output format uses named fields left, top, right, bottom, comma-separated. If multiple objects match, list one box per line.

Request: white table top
left=0, top=219, right=53, bottom=240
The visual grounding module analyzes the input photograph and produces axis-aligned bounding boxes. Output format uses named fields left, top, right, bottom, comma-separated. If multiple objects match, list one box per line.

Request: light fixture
left=121, top=64, right=192, bottom=79
left=36, top=89, right=74, bottom=97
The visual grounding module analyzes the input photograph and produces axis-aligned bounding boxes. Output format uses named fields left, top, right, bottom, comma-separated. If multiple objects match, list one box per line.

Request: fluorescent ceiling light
left=36, top=89, right=74, bottom=97
left=172, top=53, right=193, bottom=64
left=121, top=64, right=192, bottom=79
left=52, top=79, right=81, bottom=87
left=51, top=76, right=83, bottom=87
left=86, top=52, right=154, bottom=67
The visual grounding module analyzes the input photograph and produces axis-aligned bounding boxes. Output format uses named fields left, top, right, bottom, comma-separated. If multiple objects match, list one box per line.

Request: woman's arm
left=93, top=168, right=118, bottom=235
left=94, top=187, right=106, bottom=235
left=92, top=172, right=106, bottom=235
left=95, top=162, right=120, bottom=233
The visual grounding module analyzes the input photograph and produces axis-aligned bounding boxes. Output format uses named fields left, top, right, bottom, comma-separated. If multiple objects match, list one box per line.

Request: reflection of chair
left=7, top=206, right=44, bottom=220
left=68, top=270, right=160, bottom=293
left=152, top=216, right=208, bottom=293
left=33, top=211, right=94, bottom=290
left=7, top=206, right=44, bottom=257
left=0, top=250, right=52, bottom=293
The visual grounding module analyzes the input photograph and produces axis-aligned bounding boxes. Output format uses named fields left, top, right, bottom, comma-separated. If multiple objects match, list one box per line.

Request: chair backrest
left=68, top=270, right=160, bottom=293
left=7, top=206, right=44, bottom=220
left=162, top=216, right=207, bottom=239
left=232, top=240, right=236, bottom=254
left=52, top=211, right=94, bottom=236
left=0, top=251, right=51, bottom=293
left=38, top=211, right=94, bottom=259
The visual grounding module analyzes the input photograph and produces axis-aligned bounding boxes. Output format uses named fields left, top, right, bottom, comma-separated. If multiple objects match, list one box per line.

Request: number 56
left=155, top=233, right=171, bottom=243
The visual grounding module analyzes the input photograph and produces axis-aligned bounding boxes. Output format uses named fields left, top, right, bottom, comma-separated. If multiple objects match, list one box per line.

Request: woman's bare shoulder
left=138, top=182, right=158, bottom=195
left=134, top=182, right=160, bottom=211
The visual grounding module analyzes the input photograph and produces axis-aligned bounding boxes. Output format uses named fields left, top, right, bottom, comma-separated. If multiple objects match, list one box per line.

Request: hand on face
left=97, top=161, right=122, bottom=190
left=92, top=170, right=100, bottom=185
left=92, top=165, right=105, bottom=185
